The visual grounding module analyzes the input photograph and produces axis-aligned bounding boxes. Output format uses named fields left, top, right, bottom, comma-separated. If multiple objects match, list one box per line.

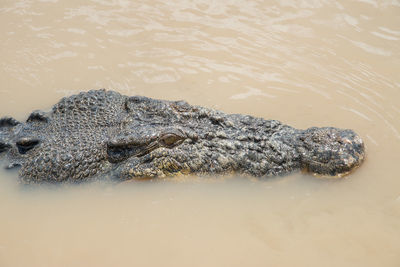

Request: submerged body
left=0, top=89, right=364, bottom=183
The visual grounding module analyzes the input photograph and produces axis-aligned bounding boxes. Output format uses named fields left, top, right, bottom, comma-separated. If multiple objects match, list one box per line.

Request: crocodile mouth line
left=107, top=141, right=160, bottom=163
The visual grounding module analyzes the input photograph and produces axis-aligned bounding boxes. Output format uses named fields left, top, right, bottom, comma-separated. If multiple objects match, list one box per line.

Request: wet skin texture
left=0, top=89, right=365, bottom=184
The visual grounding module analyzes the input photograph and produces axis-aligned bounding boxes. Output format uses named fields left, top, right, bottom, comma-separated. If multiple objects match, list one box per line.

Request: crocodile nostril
left=16, top=138, right=40, bottom=154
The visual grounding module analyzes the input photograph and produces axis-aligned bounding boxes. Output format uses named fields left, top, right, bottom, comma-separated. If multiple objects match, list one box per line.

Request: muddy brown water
left=1, top=1, right=400, bottom=266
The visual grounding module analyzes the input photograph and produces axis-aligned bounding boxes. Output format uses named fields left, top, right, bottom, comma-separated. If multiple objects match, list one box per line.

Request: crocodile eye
left=159, top=133, right=184, bottom=148
left=16, top=138, right=40, bottom=154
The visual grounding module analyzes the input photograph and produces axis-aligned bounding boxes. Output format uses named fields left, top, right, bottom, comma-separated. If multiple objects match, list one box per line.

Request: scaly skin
left=0, top=89, right=365, bottom=184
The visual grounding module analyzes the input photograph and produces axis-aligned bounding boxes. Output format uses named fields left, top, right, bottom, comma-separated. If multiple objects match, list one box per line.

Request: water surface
left=1, top=0, right=399, bottom=266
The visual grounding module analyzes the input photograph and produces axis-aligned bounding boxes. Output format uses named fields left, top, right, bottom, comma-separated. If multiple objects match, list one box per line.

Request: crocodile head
left=104, top=96, right=365, bottom=180
left=103, top=95, right=299, bottom=180
left=0, top=90, right=365, bottom=184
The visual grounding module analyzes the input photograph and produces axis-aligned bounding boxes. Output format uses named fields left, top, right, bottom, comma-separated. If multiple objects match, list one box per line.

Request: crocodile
left=0, top=89, right=365, bottom=184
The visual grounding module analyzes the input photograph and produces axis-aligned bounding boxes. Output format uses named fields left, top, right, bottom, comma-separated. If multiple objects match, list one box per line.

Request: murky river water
left=1, top=0, right=399, bottom=266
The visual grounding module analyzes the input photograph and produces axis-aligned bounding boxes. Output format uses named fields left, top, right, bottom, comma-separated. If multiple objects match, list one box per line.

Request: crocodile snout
left=299, top=127, right=365, bottom=177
